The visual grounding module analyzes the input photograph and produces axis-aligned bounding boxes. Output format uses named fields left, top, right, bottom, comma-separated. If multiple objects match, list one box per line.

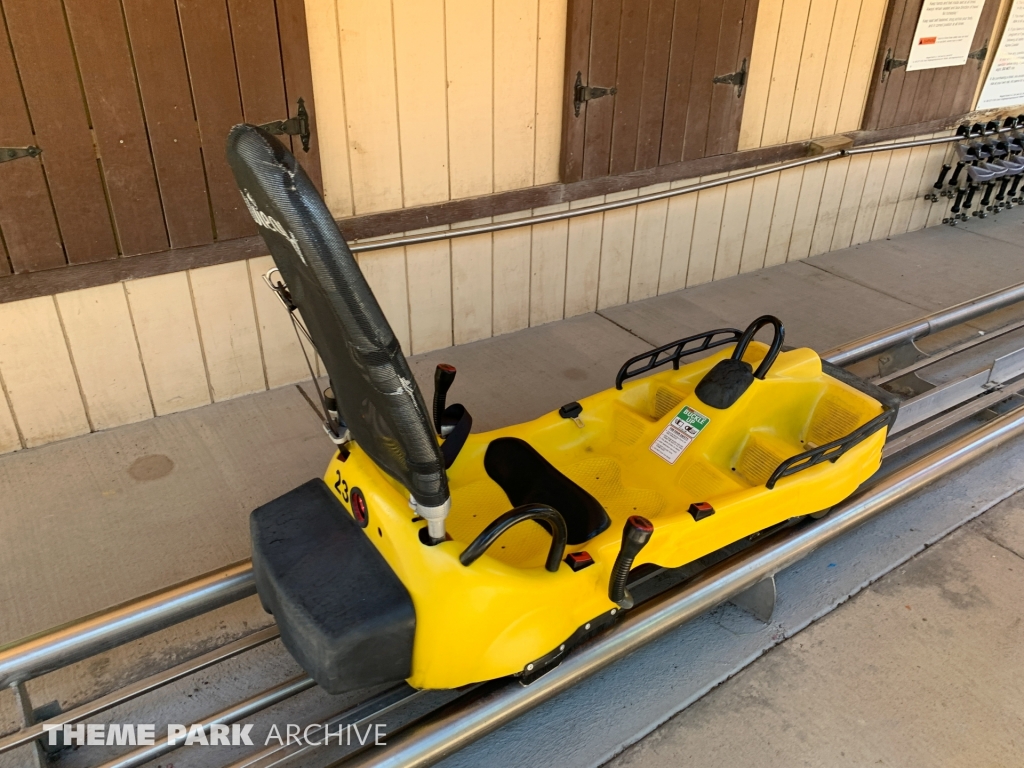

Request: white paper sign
left=977, top=2, right=1024, bottom=109
left=905, top=0, right=987, bottom=72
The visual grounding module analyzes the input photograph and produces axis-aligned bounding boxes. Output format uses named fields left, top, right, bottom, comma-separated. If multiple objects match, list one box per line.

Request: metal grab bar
left=460, top=504, right=568, bottom=573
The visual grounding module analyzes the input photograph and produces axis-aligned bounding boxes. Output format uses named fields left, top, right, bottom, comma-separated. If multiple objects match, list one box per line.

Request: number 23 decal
left=334, top=470, right=349, bottom=503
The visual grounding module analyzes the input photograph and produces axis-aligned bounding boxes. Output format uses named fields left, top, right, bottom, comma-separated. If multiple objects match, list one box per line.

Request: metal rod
left=873, top=316, right=1024, bottom=385
left=0, top=561, right=255, bottom=688
left=823, top=280, right=1024, bottom=366
left=349, top=153, right=843, bottom=254
left=0, top=627, right=279, bottom=755
left=95, top=675, right=316, bottom=768
left=348, top=405, right=1024, bottom=768
left=225, top=686, right=426, bottom=768
left=843, top=134, right=961, bottom=154
left=343, top=126, right=993, bottom=256
left=883, top=381, right=1024, bottom=457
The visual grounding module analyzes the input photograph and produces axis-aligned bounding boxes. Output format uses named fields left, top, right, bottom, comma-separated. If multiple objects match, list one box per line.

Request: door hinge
left=881, top=48, right=908, bottom=82
left=573, top=72, right=617, bottom=117
left=259, top=97, right=311, bottom=153
left=713, top=58, right=747, bottom=97
left=0, top=146, right=41, bottom=165
left=968, top=40, right=989, bottom=64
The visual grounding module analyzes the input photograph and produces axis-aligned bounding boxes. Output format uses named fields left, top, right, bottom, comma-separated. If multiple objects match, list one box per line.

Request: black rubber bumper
left=250, top=479, right=415, bottom=694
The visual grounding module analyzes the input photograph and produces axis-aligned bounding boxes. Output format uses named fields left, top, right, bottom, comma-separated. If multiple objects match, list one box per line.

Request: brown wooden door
left=0, top=0, right=321, bottom=275
left=561, top=0, right=759, bottom=183
left=862, top=0, right=1001, bottom=131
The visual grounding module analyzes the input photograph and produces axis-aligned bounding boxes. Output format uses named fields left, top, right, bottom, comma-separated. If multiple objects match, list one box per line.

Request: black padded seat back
left=484, top=437, right=610, bottom=545
left=225, top=124, right=447, bottom=509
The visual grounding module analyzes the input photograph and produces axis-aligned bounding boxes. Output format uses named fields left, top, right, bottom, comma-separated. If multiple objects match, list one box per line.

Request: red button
left=565, top=551, right=594, bottom=571
left=688, top=502, right=715, bottom=521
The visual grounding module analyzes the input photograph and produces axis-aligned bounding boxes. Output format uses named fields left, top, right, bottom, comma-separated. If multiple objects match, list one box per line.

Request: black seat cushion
left=484, top=437, right=610, bottom=545
left=695, top=358, right=754, bottom=409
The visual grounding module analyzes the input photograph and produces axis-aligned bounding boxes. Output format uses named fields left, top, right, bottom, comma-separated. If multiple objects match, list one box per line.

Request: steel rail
left=346, top=152, right=842, bottom=253
left=226, top=686, right=431, bottom=768
left=822, top=280, right=1024, bottom=367
left=347, top=405, right=1024, bottom=768
left=883, top=381, right=1024, bottom=456
left=0, top=561, right=255, bottom=688
left=843, top=134, right=962, bottom=154
left=0, top=627, right=279, bottom=755
left=95, top=675, right=317, bottom=768
left=341, top=125, right=1013, bottom=256
left=873, top=316, right=1024, bottom=385
left=2, top=283, right=1022, bottom=692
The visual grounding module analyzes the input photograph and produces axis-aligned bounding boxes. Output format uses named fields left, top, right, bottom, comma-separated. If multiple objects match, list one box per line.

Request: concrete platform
left=601, top=260, right=926, bottom=351
left=608, top=492, right=1024, bottom=768
left=1, top=211, right=1024, bottom=768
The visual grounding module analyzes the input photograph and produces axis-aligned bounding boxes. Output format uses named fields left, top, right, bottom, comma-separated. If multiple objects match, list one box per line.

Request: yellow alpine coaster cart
left=226, top=124, right=898, bottom=695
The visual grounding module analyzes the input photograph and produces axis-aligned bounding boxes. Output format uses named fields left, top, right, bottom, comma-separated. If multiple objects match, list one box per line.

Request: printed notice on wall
left=905, top=0, right=987, bottom=71
left=977, top=2, right=1024, bottom=109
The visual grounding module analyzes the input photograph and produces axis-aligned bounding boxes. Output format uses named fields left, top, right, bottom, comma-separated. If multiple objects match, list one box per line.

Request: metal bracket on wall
left=259, top=98, right=310, bottom=153
left=573, top=71, right=617, bottom=117
left=884, top=40, right=986, bottom=84
left=0, top=146, right=41, bottom=165
left=713, top=58, right=748, bottom=98
left=968, top=40, right=989, bottom=66
left=881, top=48, right=908, bottom=82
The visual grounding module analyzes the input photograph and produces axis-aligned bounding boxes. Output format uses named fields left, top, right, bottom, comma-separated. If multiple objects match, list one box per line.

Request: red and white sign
left=906, top=0, right=987, bottom=72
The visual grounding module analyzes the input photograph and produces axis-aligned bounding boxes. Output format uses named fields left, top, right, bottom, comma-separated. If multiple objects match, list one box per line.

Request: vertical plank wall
left=0, top=134, right=954, bottom=454
left=0, top=0, right=319, bottom=274
left=0, top=0, right=969, bottom=452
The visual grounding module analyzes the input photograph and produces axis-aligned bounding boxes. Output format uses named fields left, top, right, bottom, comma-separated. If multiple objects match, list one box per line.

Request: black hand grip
left=608, top=516, right=654, bottom=607
left=932, top=164, right=951, bottom=189
left=433, top=363, right=457, bottom=435
left=998, top=175, right=1012, bottom=200
left=948, top=161, right=965, bottom=186
left=731, top=315, right=785, bottom=380
left=964, top=184, right=977, bottom=209
left=460, top=504, right=567, bottom=573
left=1010, top=174, right=1023, bottom=198
left=981, top=181, right=995, bottom=207
left=950, top=186, right=966, bottom=213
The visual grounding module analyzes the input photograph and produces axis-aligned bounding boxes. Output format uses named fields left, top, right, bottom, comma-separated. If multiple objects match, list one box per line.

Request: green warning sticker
left=650, top=405, right=710, bottom=464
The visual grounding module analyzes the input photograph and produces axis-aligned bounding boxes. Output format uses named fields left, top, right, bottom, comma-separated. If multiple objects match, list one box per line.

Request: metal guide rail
left=4, top=284, right=1024, bottom=768
left=342, top=118, right=1020, bottom=256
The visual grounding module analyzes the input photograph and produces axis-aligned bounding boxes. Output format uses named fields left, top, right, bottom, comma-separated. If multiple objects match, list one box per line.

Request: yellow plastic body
left=323, top=343, right=887, bottom=690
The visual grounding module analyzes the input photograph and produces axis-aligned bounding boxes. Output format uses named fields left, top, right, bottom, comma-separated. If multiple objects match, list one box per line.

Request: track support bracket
left=729, top=575, right=776, bottom=623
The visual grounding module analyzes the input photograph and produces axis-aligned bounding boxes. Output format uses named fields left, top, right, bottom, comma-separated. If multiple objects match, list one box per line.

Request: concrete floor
left=608, top=493, right=1024, bottom=768
left=2, top=209, right=1024, bottom=767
